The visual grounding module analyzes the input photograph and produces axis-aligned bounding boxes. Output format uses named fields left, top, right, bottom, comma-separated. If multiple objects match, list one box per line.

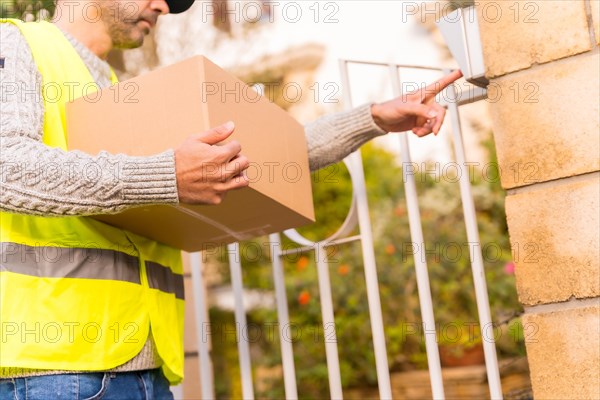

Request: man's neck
left=53, top=17, right=112, bottom=60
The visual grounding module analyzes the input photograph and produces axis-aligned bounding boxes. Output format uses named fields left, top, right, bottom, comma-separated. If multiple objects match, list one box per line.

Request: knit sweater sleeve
left=1, top=23, right=386, bottom=216
left=0, top=24, right=179, bottom=216
left=305, top=103, right=387, bottom=171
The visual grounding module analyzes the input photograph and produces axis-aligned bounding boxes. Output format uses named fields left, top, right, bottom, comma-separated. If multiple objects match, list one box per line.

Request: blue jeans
left=0, top=369, right=173, bottom=400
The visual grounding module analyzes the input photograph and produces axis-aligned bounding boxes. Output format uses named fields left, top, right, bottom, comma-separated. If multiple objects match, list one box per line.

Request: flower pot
left=439, top=341, right=485, bottom=368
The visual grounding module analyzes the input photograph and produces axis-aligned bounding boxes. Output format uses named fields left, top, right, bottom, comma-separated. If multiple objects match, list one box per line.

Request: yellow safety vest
left=0, top=20, right=184, bottom=384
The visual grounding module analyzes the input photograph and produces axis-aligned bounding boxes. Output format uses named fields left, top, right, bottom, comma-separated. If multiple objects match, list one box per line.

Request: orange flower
left=298, top=290, right=311, bottom=305
left=385, top=244, right=396, bottom=255
left=394, top=206, right=406, bottom=217
left=337, top=264, right=350, bottom=276
left=296, top=256, right=309, bottom=271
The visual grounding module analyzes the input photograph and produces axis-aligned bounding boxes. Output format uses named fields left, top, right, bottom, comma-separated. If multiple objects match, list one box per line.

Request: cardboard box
left=66, top=56, right=314, bottom=252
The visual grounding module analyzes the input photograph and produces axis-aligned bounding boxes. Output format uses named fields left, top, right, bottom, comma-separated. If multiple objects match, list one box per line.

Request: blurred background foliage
left=209, top=138, right=523, bottom=399
left=0, top=0, right=54, bottom=20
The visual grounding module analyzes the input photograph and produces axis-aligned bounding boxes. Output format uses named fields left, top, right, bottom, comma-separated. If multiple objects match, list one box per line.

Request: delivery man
left=0, top=0, right=462, bottom=398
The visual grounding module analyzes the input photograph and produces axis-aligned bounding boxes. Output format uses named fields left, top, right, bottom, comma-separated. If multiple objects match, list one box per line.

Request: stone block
left=477, top=0, right=592, bottom=77
left=522, top=304, right=600, bottom=399
left=505, top=176, right=600, bottom=306
left=489, top=52, right=600, bottom=189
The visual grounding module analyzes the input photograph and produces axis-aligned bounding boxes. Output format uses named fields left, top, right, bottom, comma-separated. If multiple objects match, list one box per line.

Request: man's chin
left=114, top=34, right=146, bottom=50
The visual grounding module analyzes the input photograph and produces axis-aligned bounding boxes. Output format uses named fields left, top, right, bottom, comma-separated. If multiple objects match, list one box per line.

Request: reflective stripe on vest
left=0, top=243, right=141, bottom=284
left=1, top=242, right=185, bottom=300
left=0, top=20, right=184, bottom=384
left=146, top=261, right=185, bottom=300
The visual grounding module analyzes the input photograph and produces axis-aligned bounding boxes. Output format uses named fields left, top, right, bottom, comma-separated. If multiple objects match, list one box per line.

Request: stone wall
left=477, top=1, right=600, bottom=398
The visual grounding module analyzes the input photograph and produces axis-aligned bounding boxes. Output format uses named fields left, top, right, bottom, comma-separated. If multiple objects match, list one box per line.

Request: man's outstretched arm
left=305, top=70, right=463, bottom=170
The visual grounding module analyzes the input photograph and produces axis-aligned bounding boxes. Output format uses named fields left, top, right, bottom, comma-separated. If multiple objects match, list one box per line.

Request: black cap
left=166, top=0, right=195, bottom=14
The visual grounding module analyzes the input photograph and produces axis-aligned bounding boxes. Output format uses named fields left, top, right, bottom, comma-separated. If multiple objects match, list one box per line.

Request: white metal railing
left=443, top=68, right=502, bottom=399
left=186, top=60, right=501, bottom=400
left=387, top=62, right=445, bottom=399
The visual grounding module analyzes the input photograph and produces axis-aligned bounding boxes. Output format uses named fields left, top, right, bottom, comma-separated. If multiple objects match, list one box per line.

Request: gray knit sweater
left=0, top=23, right=386, bottom=376
left=0, top=24, right=386, bottom=217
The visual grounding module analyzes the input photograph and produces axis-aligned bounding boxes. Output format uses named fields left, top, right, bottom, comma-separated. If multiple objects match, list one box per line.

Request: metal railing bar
left=326, top=235, right=363, bottom=247
left=341, top=58, right=446, bottom=71
left=444, top=69, right=503, bottom=400
left=349, top=151, right=395, bottom=400
left=388, top=64, right=446, bottom=400
left=268, top=233, right=299, bottom=400
left=190, top=252, right=215, bottom=399
left=227, top=243, right=255, bottom=399
left=277, top=235, right=363, bottom=257
left=341, top=59, right=393, bottom=400
left=315, top=242, right=344, bottom=399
